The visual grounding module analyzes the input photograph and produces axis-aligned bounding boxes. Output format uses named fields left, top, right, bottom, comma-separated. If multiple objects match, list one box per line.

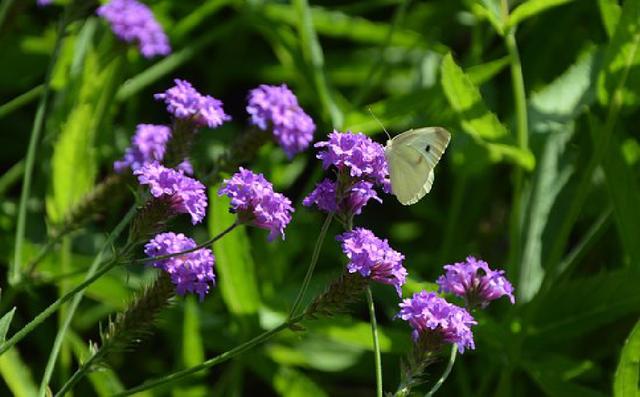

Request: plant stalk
left=288, top=213, right=333, bottom=319
left=424, top=344, right=457, bottom=397
left=366, top=285, right=383, bottom=397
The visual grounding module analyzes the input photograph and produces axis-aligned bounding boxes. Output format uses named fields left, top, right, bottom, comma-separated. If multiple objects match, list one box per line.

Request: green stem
left=424, top=344, right=457, bottom=397
left=288, top=213, right=333, bottom=319
left=0, top=85, right=44, bottom=120
left=134, top=222, right=238, bottom=264
left=114, top=314, right=305, bottom=396
left=11, top=5, right=72, bottom=286
left=0, top=160, right=24, bottom=196
left=38, top=206, right=136, bottom=397
left=0, top=260, right=120, bottom=356
left=366, top=285, right=383, bottom=397
left=504, top=30, right=528, bottom=273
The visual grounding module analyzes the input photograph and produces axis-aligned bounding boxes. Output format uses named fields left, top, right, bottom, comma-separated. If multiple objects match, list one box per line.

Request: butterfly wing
left=385, top=127, right=451, bottom=205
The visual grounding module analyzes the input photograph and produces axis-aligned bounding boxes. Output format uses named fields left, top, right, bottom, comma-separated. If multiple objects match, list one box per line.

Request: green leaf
left=600, top=138, right=640, bottom=268
left=174, top=297, right=206, bottom=397
left=524, top=360, right=609, bottom=397
left=467, top=56, right=511, bottom=86
left=614, top=318, right=640, bottom=397
left=307, top=317, right=411, bottom=353
left=470, top=0, right=505, bottom=36
left=529, top=48, right=600, bottom=131
left=0, top=307, right=15, bottom=344
left=46, top=103, right=98, bottom=223
left=481, top=141, right=536, bottom=171
left=208, top=187, right=260, bottom=319
left=527, top=270, right=640, bottom=343
left=440, top=53, right=509, bottom=140
left=597, top=0, right=640, bottom=108
left=507, top=0, right=576, bottom=31
left=598, top=0, right=622, bottom=39
left=0, top=348, right=38, bottom=397
left=517, top=128, right=574, bottom=302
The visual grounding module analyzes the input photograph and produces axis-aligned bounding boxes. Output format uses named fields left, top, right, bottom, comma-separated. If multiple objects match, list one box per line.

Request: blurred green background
left=1, top=0, right=640, bottom=396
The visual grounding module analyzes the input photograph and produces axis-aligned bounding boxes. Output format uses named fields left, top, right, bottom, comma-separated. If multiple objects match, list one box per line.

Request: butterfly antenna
left=368, top=107, right=391, bottom=140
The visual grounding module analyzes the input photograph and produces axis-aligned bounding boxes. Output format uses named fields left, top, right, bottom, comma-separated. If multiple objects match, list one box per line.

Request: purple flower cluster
left=135, top=163, right=207, bottom=224
left=398, top=291, right=477, bottom=353
left=96, top=0, right=170, bottom=58
left=437, top=256, right=515, bottom=308
left=155, top=79, right=231, bottom=129
left=337, top=228, right=407, bottom=296
left=144, top=232, right=215, bottom=300
left=114, top=124, right=192, bottom=174
left=247, top=84, right=315, bottom=158
left=303, top=179, right=381, bottom=216
left=37, top=0, right=52, bottom=6
left=314, top=130, right=390, bottom=190
left=218, top=168, right=294, bottom=241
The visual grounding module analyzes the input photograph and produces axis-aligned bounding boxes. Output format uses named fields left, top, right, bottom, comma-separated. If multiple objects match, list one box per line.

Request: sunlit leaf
left=440, top=53, right=509, bottom=140
left=507, top=0, right=576, bottom=30
left=208, top=187, right=261, bottom=320
left=613, top=318, right=640, bottom=397
left=597, top=0, right=640, bottom=108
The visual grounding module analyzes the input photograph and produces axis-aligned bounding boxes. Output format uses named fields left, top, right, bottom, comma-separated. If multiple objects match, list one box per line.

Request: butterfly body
left=384, top=127, right=451, bottom=205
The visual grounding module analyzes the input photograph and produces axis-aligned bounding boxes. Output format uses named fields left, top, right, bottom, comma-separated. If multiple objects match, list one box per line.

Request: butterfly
left=384, top=127, right=451, bottom=205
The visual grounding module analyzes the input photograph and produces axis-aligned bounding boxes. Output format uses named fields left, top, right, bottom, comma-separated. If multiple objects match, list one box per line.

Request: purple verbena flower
left=314, top=130, right=390, bottom=190
left=437, top=256, right=515, bottom=308
left=154, top=79, right=231, bottom=129
left=144, top=232, right=215, bottom=300
left=398, top=291, right=476, bottom=353
left=218, top=167, right=294, bottom=241
left=135, top=163, right=207, bottom=224
left=303, top=179, right=381, bottom=216
left=337, top=228, right=406, bottom=296
left=114, top=124, right=192, bottom=174
left=247, top=84, right=315, bottom=158
left=96, top=0, right=171, bottom=58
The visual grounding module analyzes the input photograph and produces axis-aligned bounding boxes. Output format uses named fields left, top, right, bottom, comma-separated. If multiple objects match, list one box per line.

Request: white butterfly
left=384, top=127, right=451, bottom=205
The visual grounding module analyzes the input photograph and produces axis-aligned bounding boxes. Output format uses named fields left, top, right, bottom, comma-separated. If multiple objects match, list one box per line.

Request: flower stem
left=134, top=221, right=238, bottom=264
left=55, top=273, right=175, bottom=397
left=11, top=3, right=72, bottom=286
left=288, top=213, right=333, bottom=319
left=38, top=206, right=136, bottom=397
left=0, top=260, right=120, bottom=356
left=114, top=314, right=305, bottom=396
left=424, top=344, right=457, bottom=397
left=504, top=29, right=528, bottom=271
left=366, top=285, right=383, bottom=397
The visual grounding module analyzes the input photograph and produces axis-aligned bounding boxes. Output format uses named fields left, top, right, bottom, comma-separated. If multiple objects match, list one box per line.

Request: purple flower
left=398, top=291, right=476, bottom=353
left=135, top=163, right=207, bottom=224
left=218, top=167, right=294, bottom=241
left=144, top=232, right=215, bottom=300
left=337, top=228, right=406, bottom=296
left=303, top=179, right=381, bottom=216
left=314, top=130, right=390, bottom=190
left=247, top=84, right=315, bottom=158
left=154, top=79, right=231, bottom=129
left=437, top=256, right=515, bottom=308
left=37, top=0, right=52, bottom=6
left=96, top=0, right=171, bottom=58
left=114, top=124, right=192, bottom=174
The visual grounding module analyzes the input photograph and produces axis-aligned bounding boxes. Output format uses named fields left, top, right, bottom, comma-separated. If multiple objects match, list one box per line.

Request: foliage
left=0, top=0, right=639, bottom=396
